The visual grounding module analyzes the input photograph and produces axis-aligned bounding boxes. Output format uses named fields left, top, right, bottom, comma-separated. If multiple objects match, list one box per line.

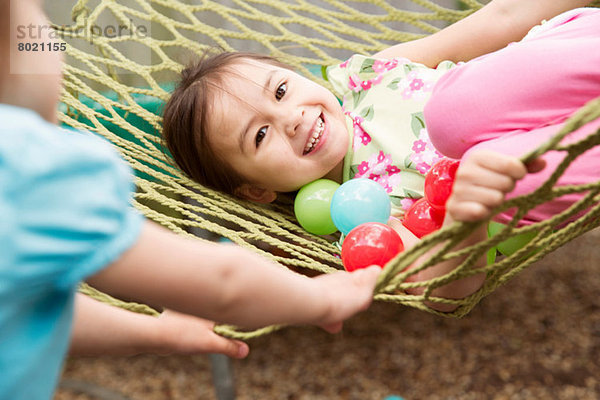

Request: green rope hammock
left=55, top=0, right=600, bottom=339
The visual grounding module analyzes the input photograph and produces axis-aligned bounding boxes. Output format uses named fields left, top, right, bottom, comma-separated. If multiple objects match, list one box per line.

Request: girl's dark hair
left=162, top=50, right=290, bottom=196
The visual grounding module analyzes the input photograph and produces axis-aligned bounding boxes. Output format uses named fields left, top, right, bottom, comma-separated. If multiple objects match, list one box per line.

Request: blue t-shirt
left=0, top=104, right=144, bottom=400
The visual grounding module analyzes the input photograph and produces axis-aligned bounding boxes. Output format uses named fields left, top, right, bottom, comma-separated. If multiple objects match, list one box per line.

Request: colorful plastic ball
left=294, top=179, right=340, bottom=235
left=330, top=178, right=391, bottom=235
left=341, top=222, right=404, bottom=272
left=424, top=158, right=460, bottom=212
left=487, top=247, right=497, bottom=265
left=487, top=220, right=537, bottom=257
left=402, top=197, right=444, bottom=238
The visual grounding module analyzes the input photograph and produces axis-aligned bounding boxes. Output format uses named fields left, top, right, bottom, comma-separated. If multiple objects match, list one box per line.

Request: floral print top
left=326, top=54, right=456, bottom=217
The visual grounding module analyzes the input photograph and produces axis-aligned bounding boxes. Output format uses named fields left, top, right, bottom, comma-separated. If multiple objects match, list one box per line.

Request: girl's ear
left=235, top=184, right=277, bottom=203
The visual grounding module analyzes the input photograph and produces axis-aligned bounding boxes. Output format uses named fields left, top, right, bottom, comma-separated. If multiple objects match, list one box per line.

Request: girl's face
left=207, top=59, right=349, bottom=200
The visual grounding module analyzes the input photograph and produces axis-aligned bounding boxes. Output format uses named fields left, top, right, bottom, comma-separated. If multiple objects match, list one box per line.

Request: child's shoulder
left=0, top=103, right=142, bottom=261
left=326, top=54, right=454, bottom=98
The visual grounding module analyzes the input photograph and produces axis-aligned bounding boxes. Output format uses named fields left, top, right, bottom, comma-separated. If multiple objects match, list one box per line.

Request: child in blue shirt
left=0, top=2, right=381, bottom=399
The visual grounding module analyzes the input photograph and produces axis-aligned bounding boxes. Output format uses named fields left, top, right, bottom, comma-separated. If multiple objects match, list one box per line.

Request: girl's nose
left=283, top=107, right=303, bottom=137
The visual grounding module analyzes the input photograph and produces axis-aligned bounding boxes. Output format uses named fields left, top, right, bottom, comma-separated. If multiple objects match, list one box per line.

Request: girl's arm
left=374, top=0, right=593, bottom=66
left=69, top=294, right=249, bottom=358
left=86, top=223, right=380, bottom=331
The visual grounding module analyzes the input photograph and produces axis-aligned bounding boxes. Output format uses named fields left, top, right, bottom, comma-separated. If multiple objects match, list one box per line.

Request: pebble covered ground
left=56, top=228, right=600, bottom=400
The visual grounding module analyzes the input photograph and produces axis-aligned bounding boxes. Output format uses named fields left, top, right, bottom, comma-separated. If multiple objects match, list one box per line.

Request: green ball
left=487, top=221, right=537, bottom=257
left=294, top=179, right=340, bottom=235
left=487, top=246, right=497, bottom=265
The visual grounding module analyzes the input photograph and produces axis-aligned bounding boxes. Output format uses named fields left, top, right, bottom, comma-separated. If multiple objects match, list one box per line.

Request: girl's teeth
left=304, top=116, right=324, bottom=155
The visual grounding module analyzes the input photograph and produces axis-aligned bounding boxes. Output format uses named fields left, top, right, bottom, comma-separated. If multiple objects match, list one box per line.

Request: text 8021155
left=17, top=42, right=66, bottom=52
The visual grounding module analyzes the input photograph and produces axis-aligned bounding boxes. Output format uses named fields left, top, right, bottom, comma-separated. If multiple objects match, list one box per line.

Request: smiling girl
left=162, top=1, right=596, bottom=221
left=162, top=2, right=600, bottom=310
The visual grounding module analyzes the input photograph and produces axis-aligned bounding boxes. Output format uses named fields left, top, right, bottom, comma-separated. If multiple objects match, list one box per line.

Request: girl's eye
left=255, top=127, right=267, bottom=147
left=275, top=83, right=287, bottom=101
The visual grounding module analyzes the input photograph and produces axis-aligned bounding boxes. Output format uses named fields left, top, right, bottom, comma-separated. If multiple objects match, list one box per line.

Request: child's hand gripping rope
left=387, top=150, right=546, bottom=312
left=446, top=150, right=546, bottom=223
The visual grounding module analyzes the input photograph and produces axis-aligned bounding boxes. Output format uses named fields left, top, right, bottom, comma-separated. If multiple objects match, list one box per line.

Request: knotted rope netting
left=55, top=0, right=600, bottom=339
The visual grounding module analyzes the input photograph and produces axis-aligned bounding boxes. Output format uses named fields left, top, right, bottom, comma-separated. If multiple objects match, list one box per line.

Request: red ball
left=341, top=222, right=404, bottom=272
left=424, top=158, right=459, bottom=212
left=402, top=197, right=444, bottom=238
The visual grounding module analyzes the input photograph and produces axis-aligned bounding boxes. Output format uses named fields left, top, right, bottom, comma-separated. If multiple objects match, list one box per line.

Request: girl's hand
left=154, top=310, right=249, bottom=359
left=70, top=294, right=250, bottom=358
left=311, top=266, right=381, bottom=333
left=446, top=150, right=545, bottom=222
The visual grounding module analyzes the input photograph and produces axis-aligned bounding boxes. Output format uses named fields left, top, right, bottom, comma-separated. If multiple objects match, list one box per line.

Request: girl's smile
left=303, top=113, right=326, bottom=155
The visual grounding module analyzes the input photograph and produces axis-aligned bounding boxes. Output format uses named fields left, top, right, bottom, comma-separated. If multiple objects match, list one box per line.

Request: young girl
left=162, top=3, right=599, bottom=307
left=1, top=1, right=381, bottom=399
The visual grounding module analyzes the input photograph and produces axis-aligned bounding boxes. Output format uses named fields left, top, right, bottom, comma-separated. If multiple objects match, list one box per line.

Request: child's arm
left=69, top=294, right=249, bottom=358
left=86, top=222, right=380, bottom=332
left=388, top=151, right=545, bottom=311
left=374, top=0, right=593, bottom=66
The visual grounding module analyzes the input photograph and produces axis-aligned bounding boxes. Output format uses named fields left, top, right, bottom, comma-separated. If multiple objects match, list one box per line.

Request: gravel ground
left=56, top=228, right=600, bottom=400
